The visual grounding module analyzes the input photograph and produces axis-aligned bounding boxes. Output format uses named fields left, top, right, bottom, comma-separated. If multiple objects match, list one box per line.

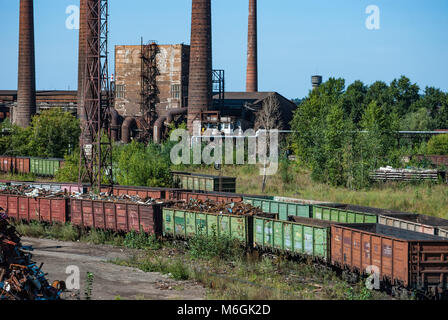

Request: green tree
left=27, top=109, right=80, bottom=158
left=114, top=141, right=172, bottom=187
left=323, top=103, right=347, bottom=186
left=426, top=134, right=448, bottom=155
left=388, top=76, right=420, bottom=118
left=291, top=78, right=345, bottom=166
left=341, top=80, right=368, bottom=126
left=400, top=107, right=434, bottom=131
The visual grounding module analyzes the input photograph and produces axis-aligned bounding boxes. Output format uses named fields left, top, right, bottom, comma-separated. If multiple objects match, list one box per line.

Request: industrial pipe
left=121, top=117, right=137, bottom=144
left=154, top=108, right=188, bottom=144
left=109, top=107, right=120, bottom=142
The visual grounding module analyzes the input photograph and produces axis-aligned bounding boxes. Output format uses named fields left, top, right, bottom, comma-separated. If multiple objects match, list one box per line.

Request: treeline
left=291, top=76, right=448, bottom=189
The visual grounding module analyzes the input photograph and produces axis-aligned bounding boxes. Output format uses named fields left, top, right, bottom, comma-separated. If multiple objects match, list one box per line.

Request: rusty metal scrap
left=0, top=208, right=64, bottom=300
left=0, top=185, right=161, bottom=205
left=170, top=199, right=274, bottom=217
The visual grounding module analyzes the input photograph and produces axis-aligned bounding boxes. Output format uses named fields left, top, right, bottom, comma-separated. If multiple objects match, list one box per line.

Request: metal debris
left=0, top=208, right=65, bottom=300
left=170, top=199, right=274, bottom=218
left=0, top=185, right=160, bottom=205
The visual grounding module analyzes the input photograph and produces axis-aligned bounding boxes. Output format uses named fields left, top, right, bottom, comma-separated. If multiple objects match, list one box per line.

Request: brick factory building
left=0, top=42, right=297, bottom=141
left=114, top=44, right=190, bottom=119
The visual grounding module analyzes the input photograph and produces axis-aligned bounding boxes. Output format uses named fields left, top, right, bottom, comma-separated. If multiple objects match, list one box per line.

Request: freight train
left=0, top=156, right=64, bottom=177
left=1, top=179, right=448, bottom=299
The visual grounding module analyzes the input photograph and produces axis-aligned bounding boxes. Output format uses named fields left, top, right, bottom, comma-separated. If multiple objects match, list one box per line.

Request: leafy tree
left=426, top=134, right=448, bottom=155
left=342, top=80, right=368, bottom=126
left=27, top=109, right=80, bottom=158
left=388, top=76, right=420, bottom=118
left=365, top=81, right=392, bottom=110
left=400, top=107, right=434, bottom=131
left=114, top=141, right=172, bottom=187
left=291, top=78, right=345, bottom=165
left=323, top=103, right=347, bottom=186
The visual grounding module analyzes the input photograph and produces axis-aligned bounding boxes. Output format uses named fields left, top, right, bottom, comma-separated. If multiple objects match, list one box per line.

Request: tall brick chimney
left=187, top=0, right=212, bottom=132
left=15, top=0, right=36, bottom=128
left=246, top=0, right=258, bottom=92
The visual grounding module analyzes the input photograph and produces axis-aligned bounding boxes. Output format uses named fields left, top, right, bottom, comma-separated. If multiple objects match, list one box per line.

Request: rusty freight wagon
left=99, top=185, right=174, bottom=201
left=70, top=198, right=164, bottom=235
left=331, top=223, right=448, bottom=298
left=379, top=213, right=448, bottom=238
left=172, top=171, right=237, bottom=193
left=0, top=194, right=67, bottom=223
left=0, top=156, right=16, bottom=173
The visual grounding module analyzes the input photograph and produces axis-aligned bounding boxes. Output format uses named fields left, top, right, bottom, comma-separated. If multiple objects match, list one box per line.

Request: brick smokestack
left=246, top=0, right=258, bottom=92
left=15, top=0, right=36, bottom=128
left=187, top=0, right=212, bottom=132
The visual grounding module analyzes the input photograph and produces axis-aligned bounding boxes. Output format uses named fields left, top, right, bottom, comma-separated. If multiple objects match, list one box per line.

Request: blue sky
left=0, top=0, right=447, bottom=99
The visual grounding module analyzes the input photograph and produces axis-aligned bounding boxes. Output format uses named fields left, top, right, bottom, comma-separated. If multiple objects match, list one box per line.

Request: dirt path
left=21, top=237, right=206, bottom=301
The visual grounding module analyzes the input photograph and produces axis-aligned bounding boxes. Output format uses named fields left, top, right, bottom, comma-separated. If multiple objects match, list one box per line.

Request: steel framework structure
left=78, top=0, right=113, bottom=192
left=140, top=39, right=159, bottom=127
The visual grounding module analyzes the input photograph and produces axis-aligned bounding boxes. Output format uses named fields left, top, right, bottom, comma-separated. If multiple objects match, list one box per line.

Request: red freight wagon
left=0, top=194, right=67, bottom=223
left=70, top=199, right=163, bottom=235
left=15, top=157, right=31, bottom=174
left=176, top=190, right=244, bottom=203
left=0, top=156, right=15, bottom=173
left=331, top=224, right=448, bottom=298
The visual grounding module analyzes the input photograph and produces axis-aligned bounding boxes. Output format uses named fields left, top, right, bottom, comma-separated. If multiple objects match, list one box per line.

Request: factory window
left=116, top=85, right=125, bottom=99
left=171, top=84, right=181, bottom=100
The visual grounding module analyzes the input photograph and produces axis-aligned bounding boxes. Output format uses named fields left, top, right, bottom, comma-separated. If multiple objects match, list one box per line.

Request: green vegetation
left=426, top=134, right=448, bottom=155
left=291, top=76, right=448, bottom=188
left=187, top=164, right=448, bottom=219
left=12, top=219, right=395, bottom=300
left=113, top=237, right=393, bottom=300
left=84, top=272, right=94, bottom=300
left=0, top=109, right=80, bottom=158
left=114, top=141, right=172, bottom=187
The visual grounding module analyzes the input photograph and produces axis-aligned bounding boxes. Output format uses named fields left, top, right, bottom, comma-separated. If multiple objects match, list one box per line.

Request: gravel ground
left=21, top=237, right=206, bottom=300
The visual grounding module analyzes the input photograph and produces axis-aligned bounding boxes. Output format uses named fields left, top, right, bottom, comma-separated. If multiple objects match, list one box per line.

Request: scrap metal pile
left=0, top=209, right=65, bottom=300
left=171, top=199, right=274, bottom=218
left=0, top=185, right=159, bottom=205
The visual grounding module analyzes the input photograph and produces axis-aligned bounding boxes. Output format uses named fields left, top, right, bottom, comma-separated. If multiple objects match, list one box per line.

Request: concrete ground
left=22, top=237, right=206, bottom=301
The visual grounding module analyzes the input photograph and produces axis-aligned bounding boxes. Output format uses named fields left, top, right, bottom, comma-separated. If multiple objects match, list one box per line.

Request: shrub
left=189, top=230, right=243, bottom=261
left=124, top=230, right=161, bottom=250
left=426, top=134, right=448, bottom=155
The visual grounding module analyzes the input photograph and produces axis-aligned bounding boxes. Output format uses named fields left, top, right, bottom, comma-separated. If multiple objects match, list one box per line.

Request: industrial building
left=2, top=0, right=300, bottom=144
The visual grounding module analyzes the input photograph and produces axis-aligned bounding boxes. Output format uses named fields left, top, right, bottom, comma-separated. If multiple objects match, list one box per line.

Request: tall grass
left=187, top=164, right=448, bottom=219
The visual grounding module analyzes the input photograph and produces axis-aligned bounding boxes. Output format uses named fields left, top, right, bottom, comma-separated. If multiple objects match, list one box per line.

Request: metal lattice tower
left=78, top=0, right=113, bottom=192
left=140, top=39, right=159, bottom=127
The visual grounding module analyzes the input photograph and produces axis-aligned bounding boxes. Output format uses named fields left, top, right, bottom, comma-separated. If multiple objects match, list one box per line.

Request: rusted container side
left=0, top=194, right=67, bottom=223
left=331, top=224, right=448, bottom=293
left=15, top=157, right=30, bottom=174
left=177, top=190, right=244, bottom=203
left=70, top=199, right=163, bottom=235
left=98, top=185, right=169, bottom=200
left=378, top=214, right=448, bottom=238
left=0, top=156, right=15, bottom=173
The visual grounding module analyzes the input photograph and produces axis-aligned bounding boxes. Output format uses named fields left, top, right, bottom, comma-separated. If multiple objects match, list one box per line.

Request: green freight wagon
left=312, top=204, right=378, bottom=223
left=312, top=203, right=418, bottom=224
left=30, top=158, right=63, bottom=177
left=162, top=208, right=253, bottom=245
left=171, top=171, right=236, bottom=193
left=243, top=197, right=333, bottom=221
left=253, top=216, right=331, bottom=261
